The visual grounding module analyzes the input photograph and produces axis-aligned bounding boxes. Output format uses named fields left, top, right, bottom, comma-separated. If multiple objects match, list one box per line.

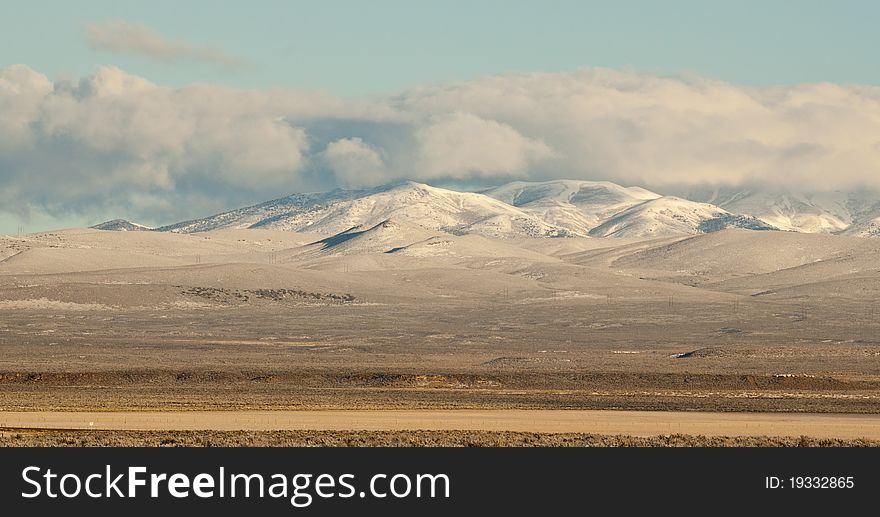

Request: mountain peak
left=376, top=179, right=434, bottom=192
left=91, top=219, right=152, bottom=231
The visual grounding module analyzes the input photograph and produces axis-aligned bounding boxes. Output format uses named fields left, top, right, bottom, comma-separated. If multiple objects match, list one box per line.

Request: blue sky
left=3, top=0, right=879, bottom=95
left=2, top=1, right=880, bottom=233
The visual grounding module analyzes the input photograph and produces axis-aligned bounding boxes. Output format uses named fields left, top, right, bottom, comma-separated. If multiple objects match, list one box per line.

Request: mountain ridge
left=92, top=180, right=880, bottom=239
left=91, top=219, right=152, bottom=231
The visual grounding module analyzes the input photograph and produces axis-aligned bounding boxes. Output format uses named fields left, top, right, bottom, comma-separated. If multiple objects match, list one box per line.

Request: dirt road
left=2, top=410, right=879, bottom=439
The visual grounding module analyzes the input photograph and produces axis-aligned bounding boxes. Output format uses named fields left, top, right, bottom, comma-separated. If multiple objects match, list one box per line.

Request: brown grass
left=2, top=429, right=878, bottom=447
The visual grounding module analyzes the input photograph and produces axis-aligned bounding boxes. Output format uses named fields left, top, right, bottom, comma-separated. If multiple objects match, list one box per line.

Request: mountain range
left=94, top=180, right=880, bottom=239
left=679, top=186, right=880, bottom=237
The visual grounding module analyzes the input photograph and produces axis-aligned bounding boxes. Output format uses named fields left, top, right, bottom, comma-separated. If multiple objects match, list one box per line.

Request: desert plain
left=2, top=225, right=880, bottom=445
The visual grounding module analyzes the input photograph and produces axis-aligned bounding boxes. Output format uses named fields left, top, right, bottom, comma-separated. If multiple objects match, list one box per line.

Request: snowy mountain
left=837, top=195, right=880, bottom=237
left=841, top=215, right=880, bottom=238
left=91, top=219, right=152, bottom=231
left=119, top=180, right=880, bottom=240
left=296, top=218, right=562, bottom=261
left=158, top=181, right=578, bottom=239
left=482, top=180, right=660, bottom=235
left=680, top=187, right=880, bottom=235
left=588, top=196, right=776, bottom=238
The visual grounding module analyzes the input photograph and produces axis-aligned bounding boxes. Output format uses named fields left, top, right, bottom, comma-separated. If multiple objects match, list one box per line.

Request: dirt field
left=2, top=299, right=878, bottom=414
left=2, top=409, right=879, bottom=439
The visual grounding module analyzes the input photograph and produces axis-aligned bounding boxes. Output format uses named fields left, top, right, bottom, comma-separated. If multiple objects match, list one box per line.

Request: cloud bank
left=1, top=65, right=879, bottom=226
left=86, top=22, right=242, bottom=66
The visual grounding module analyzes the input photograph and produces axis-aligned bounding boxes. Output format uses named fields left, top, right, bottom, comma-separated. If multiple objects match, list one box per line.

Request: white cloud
left=414, top=112, right=553, bottom=178
left=397, top=70, right=880, bottom=191
left=0, top=66, right=313, bottom=223
left=86, top=21, right=243, bottom=67
left=2, top=65, right=880, bottom=227
left=321, top=138, right=388, bottom=188
left=0, top=65, right=53, bottom=149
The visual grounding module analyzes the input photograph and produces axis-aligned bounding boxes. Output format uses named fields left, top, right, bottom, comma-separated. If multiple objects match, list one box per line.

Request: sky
left=2, top=1, right=880, bottom=232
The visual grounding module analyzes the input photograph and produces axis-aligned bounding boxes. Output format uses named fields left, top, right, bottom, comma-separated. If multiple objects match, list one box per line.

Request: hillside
left=588, top=197, right=775, bottom=238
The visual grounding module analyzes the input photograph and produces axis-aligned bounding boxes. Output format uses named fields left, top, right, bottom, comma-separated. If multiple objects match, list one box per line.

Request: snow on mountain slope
left=483, top=180, right=660, bottom=234
left=837, top=194, right=880, bottom=237
left=841, top=215, right=880, bottom=237
left=588, top=196, right=776, bottom=238
left=157, top=189, right=361, bottom=233
left=148, top=180, right=880, bottom=240
left=91, top=219, right=152, bottom=231
left=159, top=181, right=576, bottom=239
left=681, top=187, right=856, bottom=233
left=292, top=218, right=558, bottom=263
left=304, top=218, right=439, bottom=256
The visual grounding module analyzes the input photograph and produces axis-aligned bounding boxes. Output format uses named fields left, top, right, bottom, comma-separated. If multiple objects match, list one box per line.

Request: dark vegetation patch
left=0, top=368, right=866, bottom=391
left=180, top=286, right=355, bottom=304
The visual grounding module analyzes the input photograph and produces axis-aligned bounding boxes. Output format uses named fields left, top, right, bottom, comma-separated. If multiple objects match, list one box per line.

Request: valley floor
left=3, top=409, right=880, bottom=439
left=2, top=228, right=880, bottom=445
